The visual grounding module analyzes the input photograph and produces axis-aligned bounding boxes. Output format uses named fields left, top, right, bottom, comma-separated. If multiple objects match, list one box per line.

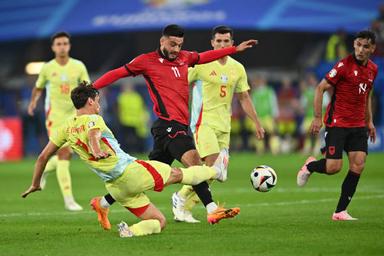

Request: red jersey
left=93, top=46, right=237, bottom=126
left=324, top=54, right=378, bottom=127
left=126, top=50, right=198, bottom=125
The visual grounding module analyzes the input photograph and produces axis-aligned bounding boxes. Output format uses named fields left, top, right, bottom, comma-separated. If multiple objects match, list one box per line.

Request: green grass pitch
left=0, top=153, right=383, bottom=256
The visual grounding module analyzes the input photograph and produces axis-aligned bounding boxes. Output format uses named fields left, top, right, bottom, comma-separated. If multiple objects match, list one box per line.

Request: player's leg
left=176, top=125, right=221, bottom=219
left=333, top=128, right=368, bottom=220
left=56, top=145, right=82, bottom=211
left=39, top=155, right=58, bottom=189
left=90, top=122, right=175, bottom=217
left=297, top=127, right=344, bottom=186
left=119, top=198, right=164, bottom=237
left=184, top=129, right=230, bottom=212
left=170, top=142, right=239, bottom=224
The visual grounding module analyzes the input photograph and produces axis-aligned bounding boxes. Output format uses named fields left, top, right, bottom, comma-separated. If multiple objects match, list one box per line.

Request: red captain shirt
left=324, top=54, right=378, bottom=128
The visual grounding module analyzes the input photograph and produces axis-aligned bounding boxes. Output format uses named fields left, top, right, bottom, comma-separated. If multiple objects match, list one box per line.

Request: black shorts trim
left=148, top=119, right=195, bottom=164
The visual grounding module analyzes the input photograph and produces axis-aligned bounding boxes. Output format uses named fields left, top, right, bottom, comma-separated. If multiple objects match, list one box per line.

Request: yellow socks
left=180, top=166, right=216, bottom=185
left=130, top=219, right=161, bottom=236
left=44, top=155, right=58, bottom=173
left=56, top=160, right=73, bottom=197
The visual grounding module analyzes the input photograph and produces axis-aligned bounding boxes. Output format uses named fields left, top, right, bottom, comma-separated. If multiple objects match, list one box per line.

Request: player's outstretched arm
left=236, top=39, right=258, bottom=52
left=93, top=66, right=131, bottom=89
left=197, top=39, right=258, bottom=65
left=21, top=142, right=59, bottom=198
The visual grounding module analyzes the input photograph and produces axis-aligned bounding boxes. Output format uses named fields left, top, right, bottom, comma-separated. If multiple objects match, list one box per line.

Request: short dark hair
left=162, top=24, right=184, bottom=37
left=51, top=31, right=71, bottom=44
left=355, top=30, right=376, bottom=44
left=211, top=25, right=234, bottom=39
left=71, top=81, right=99, bottom=109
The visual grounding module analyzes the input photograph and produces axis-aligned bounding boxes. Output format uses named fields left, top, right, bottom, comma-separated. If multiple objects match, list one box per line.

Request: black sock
left=192, top=182, right=213, bottom=206
left=104, top=194, right=116, bottom=205
left=307, top=159, right=326, bottom=173
left=335, top=171, right=360, bottom=213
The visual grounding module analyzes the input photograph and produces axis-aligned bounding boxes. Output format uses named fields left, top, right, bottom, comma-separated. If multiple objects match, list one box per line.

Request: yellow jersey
left=36, top=58, right=89, bottom=130
left=50, top=114, right=136, bottom=182
left=189, top=56, right=249, bottom=133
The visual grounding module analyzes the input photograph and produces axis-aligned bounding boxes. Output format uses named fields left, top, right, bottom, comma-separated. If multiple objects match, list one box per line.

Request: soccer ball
left=250, top=165, right=277, bottom=192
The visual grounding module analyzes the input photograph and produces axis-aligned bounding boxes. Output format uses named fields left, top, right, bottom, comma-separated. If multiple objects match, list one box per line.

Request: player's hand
left=93, top=151, right=110, bottom=160
left=27, top=102, right=36, bottom=116
left=236, top=40, right=258, bottom=52
left=255, top=125, right=265, bottom=140
left=21, top=185, right=41, bottom=198
left=310, top=117, right=323, bottom=135
left=367, top=122, right=376, bottom=143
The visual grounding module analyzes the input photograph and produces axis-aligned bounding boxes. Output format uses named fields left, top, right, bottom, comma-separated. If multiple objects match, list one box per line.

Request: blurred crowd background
left=1, top=0, right=383, bottom=160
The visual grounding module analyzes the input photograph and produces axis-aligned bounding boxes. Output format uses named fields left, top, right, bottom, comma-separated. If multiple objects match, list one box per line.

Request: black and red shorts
left=324, top=127, right=368, bottom=159
left=148, top=118, right=195, bottom=165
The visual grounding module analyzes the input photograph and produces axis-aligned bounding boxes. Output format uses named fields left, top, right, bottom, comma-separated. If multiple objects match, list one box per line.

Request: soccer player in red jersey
left=90, top=24, right=257, bottom=228
left=297, top=30, right=378, bottom=220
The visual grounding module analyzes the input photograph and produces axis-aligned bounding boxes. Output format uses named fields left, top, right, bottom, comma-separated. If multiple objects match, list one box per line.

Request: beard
left=162, top=48, right=178, bottom=61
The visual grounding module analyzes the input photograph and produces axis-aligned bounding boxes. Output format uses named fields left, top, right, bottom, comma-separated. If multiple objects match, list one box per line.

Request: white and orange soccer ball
left=250, top=165, right=277, bottom=192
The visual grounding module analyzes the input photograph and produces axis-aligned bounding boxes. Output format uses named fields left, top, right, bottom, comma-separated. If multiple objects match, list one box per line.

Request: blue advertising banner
left=0, top=0, right=380, bottom=42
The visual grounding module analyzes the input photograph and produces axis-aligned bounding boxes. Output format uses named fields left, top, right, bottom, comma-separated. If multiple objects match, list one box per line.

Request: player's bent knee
left=326, top=163, right=342, bottom=174
left=166, top=168, right=183, bottom=185
left=350, top=163, right=365, bottom=173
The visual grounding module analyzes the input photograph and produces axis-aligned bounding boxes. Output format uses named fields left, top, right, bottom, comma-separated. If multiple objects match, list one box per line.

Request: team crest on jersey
left=354, top=70, right=358, bottom=76
left=329, top=69, right=337, bottom=78
left=358, top=83, right=367, bottom=94
left=88, top=121, right=96, bottom=128
left=220, top=74, right=228, bottom=83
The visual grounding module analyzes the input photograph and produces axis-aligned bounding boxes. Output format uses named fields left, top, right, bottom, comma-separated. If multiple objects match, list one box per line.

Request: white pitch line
left=1, top=194, right=383, bottom=219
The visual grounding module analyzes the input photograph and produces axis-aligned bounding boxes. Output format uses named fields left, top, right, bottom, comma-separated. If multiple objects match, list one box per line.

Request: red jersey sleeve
left=198, top=46, right=237, bottom=64
left=186, top=51, right=200, bottom=67
left=325, top=61, right=346, bottom=86
left=93, top=66, right=129, bottom=89
left=125, top=54, right=147, bottom=76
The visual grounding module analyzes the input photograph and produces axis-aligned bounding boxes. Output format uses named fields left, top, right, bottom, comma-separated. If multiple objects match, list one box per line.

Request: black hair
left=51, top=31, right=71, bottom=45
left=162, top=24, right=184, bottom=37
left=355, top=30, right=376, bottom=44
left=211, top=25, right=234, bottom=39
left=71, top=81, right=99, bottom=109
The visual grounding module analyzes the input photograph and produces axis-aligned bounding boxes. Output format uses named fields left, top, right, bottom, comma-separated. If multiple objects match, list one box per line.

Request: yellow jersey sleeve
left=234, top=64, right=250, bottom=93
left=35, top=63, right=48, bottom=89
left=85, top=114, right=107, bottom=134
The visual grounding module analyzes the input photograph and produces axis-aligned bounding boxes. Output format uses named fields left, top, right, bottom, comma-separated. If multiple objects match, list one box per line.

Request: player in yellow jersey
left=22, top=82, right=231, bottom=237
left=172, top=26, right=265, bottom=222
left=27, top=32, right=89, bottom=211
